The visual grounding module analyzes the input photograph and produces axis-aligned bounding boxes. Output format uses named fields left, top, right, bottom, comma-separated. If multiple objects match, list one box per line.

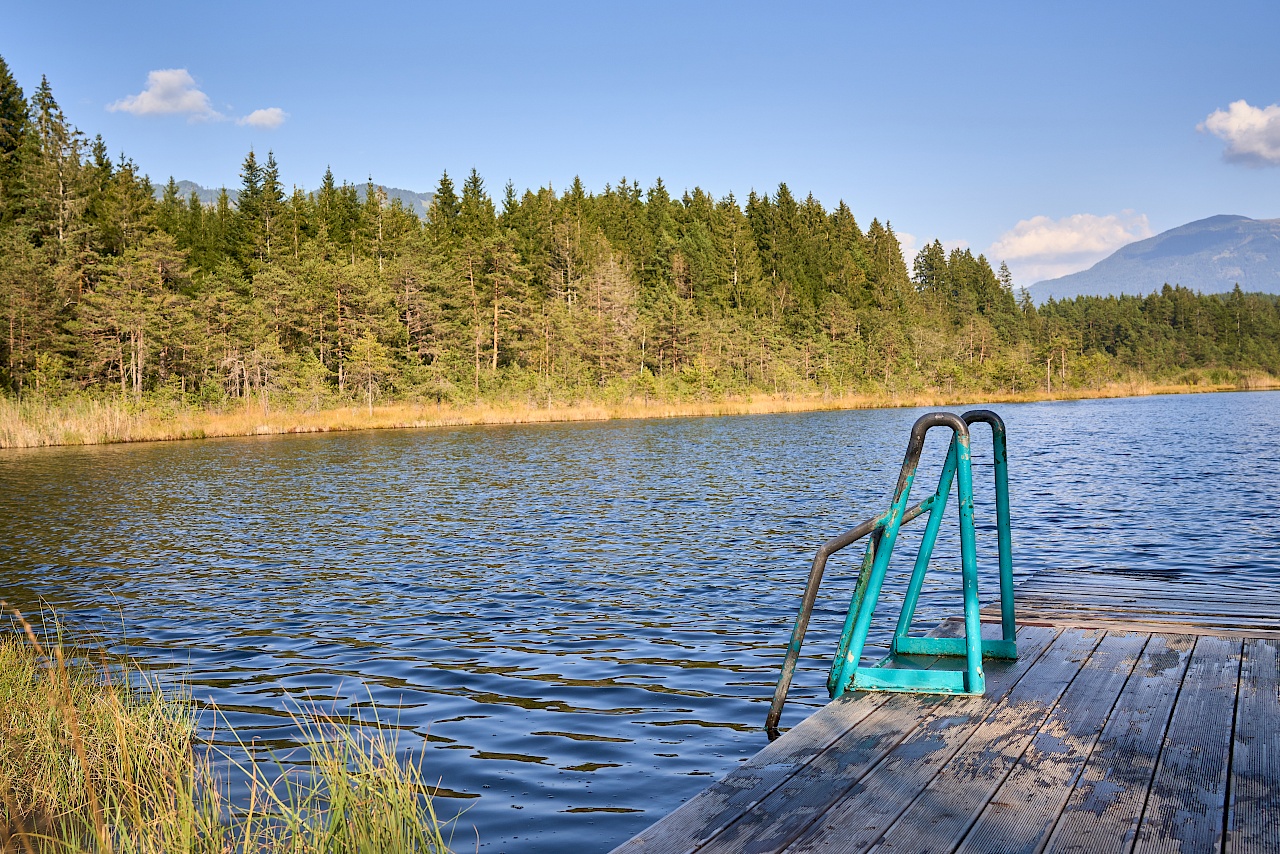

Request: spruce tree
left=236, top=149, right=263, bottom=262
left=19, top=76, right=87, bottom=253
left=0, top=55, right=28, bottom=216
left=459, top=168, right=496, bottom=236
left=261, top=151, right=284, bottom=259
left=426, top=170, right=460, bottom=246
left=998, top=261, right=1014, bottom=293
left=316, top=166, right=338, bottom=245
left=157, top=177, right=184, bottom=235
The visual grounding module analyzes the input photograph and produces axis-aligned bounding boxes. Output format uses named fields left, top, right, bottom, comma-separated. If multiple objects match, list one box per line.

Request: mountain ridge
left=157, top=180, right=434, bottom=220
left=1027, top=214, right=1280, bottom=302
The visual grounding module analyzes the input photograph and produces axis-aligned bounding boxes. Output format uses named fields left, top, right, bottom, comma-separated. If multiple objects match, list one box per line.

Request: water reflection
left=1, top=392, right=1278, bottom=852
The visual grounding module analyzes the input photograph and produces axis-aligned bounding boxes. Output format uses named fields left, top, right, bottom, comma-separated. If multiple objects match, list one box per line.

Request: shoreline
left=2, top=378, right=1277, bottom=450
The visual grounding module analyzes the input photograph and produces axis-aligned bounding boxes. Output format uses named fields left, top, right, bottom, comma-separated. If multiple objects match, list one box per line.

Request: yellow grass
left=0, top=604, right=454, bottom=853
left=2, top=374, right=1278, bottom=450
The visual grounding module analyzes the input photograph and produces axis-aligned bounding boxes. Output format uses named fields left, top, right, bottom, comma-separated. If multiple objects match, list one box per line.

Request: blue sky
left=4, top=1, right=1278, bottom=286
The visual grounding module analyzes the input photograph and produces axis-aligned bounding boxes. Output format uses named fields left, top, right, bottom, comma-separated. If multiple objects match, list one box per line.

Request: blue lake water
left=1, top=391, right=1278, bottom=852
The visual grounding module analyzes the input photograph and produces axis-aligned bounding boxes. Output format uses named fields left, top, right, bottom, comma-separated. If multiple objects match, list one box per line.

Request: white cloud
left=899, top=232, right=972, bottom=267
left=1198, top=100, right=1280, bottom=167
left=108, top=69, right=220, bottom=120
left=989, top=212, right=1152, bottom=284
left=238, top=107, right=288, bottom=129
left=897, top=231, right=919, bottom=264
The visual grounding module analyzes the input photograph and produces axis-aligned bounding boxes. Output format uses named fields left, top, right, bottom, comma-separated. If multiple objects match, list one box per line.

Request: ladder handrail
left=764, top=410, right=1013, bottom=737
left=765, top=412, right=970, bottom=734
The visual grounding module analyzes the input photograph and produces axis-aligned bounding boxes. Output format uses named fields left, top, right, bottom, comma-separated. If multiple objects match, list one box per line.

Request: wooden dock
left=611, top=570, right=1279, bottom=853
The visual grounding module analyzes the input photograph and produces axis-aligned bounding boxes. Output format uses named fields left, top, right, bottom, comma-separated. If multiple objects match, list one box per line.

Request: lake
left=2, top=391, right=1278, bottom=852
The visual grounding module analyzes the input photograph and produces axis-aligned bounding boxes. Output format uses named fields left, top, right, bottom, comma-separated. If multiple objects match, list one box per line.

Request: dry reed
left=0, top=604, right=454, bottom=853
left=2, top=373, right=1277, bottom=450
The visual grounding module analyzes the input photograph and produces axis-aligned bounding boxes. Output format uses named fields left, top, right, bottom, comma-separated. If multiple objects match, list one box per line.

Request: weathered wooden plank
left=1014, top=581, right=1274, bottom=600
left=1006, top=591, right=1280, bottom=618
left=1042, top=634, right=1196, bottom=853
left=1010, top=590, right=1280, bottom=615
left=1010, top=609, right=1280, bottom=628
left=1013, top=587, right=1280, bottom=611
left=860, top=627, right=1111, bottom=854
left=607, top=690, right=898, bottom=854
left=1017, top=571, right=1266, bottom=594
left=1008, top=604, right=1280, bottom=629
left=1225, top=638, right=1279, bottom=854
left=686, top=622, right=1064, bottom=854
left=780, top=629, right=1103, bottom=854
left=618, top=556, right=1272, bottom=854
left=1001, top=584, right=1280, bottom=608
left=952, top=631, right=1149, bottom=854
left=1011, top=615, right=1280, bottom=634
left=1017, top=574, right=1264, bottom=591
left=608, top=623, right=1010, bottom=854
left=988, top=610, right=1280, bottom=640
left=1011, top=614, right=1280, bottom=635
left=1133, top=635, right=1242, bottom=854
left=1003, top=617, right=1280, bottom=637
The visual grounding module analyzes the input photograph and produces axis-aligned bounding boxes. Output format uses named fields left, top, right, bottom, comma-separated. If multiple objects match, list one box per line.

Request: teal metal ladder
left=765, top=410, right=1016, bottom=736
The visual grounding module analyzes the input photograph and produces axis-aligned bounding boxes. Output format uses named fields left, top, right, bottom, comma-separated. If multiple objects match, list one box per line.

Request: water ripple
left=1, top=391, right=1278, bottom=852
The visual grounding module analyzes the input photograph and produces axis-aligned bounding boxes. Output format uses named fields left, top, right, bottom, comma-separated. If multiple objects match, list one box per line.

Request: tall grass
left=0, top=604, right=454, bottom=853
left=2, top=371, right=1277, bottom=449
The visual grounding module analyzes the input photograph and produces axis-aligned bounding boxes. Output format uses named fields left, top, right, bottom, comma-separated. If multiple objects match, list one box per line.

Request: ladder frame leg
left=991, top=418, right=1016, bottom=645
left=955, top=429, right=985, bottom=694
left=963, top=410, right=1017, bottom=646
left=769, top=409, right=1018, bottom=732
left=832, top=413, right=985, bottom=697
left=894, top=415, right=1016, bottom=665
left=892, top=437, right=959, bottom=652
left=869, top=428, right=987, bottom=694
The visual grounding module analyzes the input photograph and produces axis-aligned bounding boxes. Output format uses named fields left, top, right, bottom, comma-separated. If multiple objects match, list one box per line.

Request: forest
left=2, top=56, right=1278, bottom=416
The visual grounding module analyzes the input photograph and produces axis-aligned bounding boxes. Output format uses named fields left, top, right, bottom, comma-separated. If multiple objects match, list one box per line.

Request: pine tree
left=156, top=177, right=184, bottom=235
left=0, top=55, right=28, bottom=217
left=459, top=168, right=496, bottom=237
left=75, top=232, right=185, bottom=399
left=912, top=240, right=949, bottom=307
left=260, top=151, right=284, bottom=260
left=316, top=166, right=339, bottom=247
left=501, top=180, right=518, bottom=218
left=286, top=186, right=310, bottom=260
left=426, top=171, right=460, bottom=247
left=236, top=149, right=263, bottom=262
left=347, top=330, right=394, bottom=414
left=19, top=76, right=87, bottom=253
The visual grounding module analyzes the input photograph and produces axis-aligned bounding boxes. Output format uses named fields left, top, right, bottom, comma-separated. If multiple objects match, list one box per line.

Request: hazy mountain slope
left=360, top=184, right=433, bottom=219
left=170, top=180, right=227, bottom=206
left=1028, top=215, right=1280, bottom=302
left=158, top=180, right=433, bottom=219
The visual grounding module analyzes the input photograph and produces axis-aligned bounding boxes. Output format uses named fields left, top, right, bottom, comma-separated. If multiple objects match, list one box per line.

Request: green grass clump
left=0, top=604, right=453, bottom=853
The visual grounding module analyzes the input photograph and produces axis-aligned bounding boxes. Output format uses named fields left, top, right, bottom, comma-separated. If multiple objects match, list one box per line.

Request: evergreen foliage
left=1, top=59, right=1277, bottom=407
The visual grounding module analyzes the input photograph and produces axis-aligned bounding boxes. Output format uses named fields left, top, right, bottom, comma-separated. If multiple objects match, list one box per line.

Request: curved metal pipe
left=764, top=412, right=970, bottom=736
left=962, top=410, right=1015, bottom=642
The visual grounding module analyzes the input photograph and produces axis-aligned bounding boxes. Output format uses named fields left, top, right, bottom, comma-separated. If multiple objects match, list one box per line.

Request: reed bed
left=0, top=605, right=453, bottom=853
left=1, top=373, right=1277, bottom=450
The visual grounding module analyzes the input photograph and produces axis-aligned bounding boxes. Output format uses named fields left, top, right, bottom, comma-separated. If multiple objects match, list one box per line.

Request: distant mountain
left=359, top=184, right=433, bottom=219
left=156, top=180, right=433, bottom=220
left=1027, top=215, right=1280, bottom=302
left=169, top=180, right=228, bottom=207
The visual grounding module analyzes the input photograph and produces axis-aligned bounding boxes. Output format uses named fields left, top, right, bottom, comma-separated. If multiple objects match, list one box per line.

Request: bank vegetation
left=0, top=604, right=454, bottom=853
left=2, top=56, right=1278, bottom=449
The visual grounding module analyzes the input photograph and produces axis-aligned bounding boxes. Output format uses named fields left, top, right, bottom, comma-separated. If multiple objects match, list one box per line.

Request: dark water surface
left=2, top=392, right=1278, bottom=851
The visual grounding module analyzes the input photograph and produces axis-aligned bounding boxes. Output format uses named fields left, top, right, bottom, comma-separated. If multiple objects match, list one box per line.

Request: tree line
left=2, top=57, right=1278, bottom=411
